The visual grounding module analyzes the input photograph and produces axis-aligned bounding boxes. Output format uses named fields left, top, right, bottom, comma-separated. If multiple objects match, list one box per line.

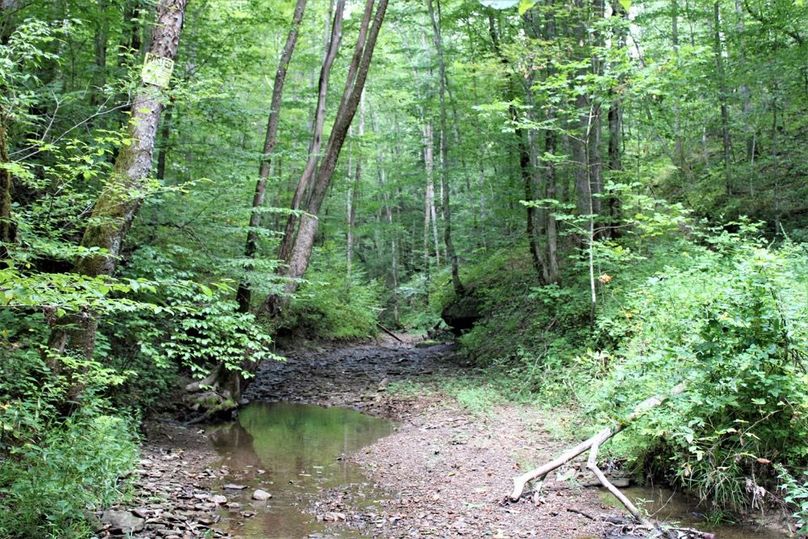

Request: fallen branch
left=510, top=383, right=687, bottom=522
left=377, top=322, right=404, bottom=342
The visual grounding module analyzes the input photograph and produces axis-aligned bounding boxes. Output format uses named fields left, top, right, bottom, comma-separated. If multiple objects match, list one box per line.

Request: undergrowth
left=449, top=221, right=808, bottom=523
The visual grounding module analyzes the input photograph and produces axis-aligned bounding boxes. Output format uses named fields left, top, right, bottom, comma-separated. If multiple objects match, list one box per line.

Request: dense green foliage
left=1, top=0, right=806, bottom=535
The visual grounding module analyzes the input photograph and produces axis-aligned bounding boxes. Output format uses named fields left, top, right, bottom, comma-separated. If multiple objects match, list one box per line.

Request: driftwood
left=510, top=383, right=687, bottom=527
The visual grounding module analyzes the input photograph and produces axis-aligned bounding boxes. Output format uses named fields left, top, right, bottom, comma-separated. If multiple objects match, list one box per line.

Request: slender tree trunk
left=422, top=122, right=441, bottom=268
left=544, top=125, right=561, bottom=283
left=606, top=0, right=626, bottom=237
left=713, top=0, right=733, bottom=193
left=490, top=10, right=549, bottom=283
left=0, top=120, right=14, bottom=257
left=277, top=0, right=342, bottom=264
left=427, top=0, right=463, bottom=294
left=346, top=92, right=365, bottom=282
left=261, top=0, right=389, bottom=316
left=235, top=0, right=307, bottom=312
left=47, top=0, right=188, bottom=359
left=379, top=165, right=399, bottom=325
left=90, top=0, right=109, bottom=109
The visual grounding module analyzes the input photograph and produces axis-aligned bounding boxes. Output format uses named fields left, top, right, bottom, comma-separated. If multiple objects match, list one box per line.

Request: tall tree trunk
left=427, top=0, right=463, bottom=295
left=235, top=0, right=307, bottom=312
left=606, top=0, right=626, bottom=237
left=713, top=0, right=733, bottom=193
left=47, top=0, right=188, bottom=359
left=90, top=0, right=109, bottom=110
left=378, top=164, right=399, bottom=325
left=489, top=9, right=549, bottom=283
left=422, top=122, right=441, bottom=269
left=261, top=0, right=389, bottom=316
left=346, top=91, right=365, bottom=282
left=0, top=120, right=14, bottom=257
left=277, top=0, right=343, bottom=264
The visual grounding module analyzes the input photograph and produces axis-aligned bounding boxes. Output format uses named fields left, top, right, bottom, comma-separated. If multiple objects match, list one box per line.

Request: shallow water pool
left=209, top=402, right=393, bottom=538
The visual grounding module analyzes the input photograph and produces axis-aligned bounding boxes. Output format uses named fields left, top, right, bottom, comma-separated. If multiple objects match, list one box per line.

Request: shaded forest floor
left=102, top=339, right=788, bottom=538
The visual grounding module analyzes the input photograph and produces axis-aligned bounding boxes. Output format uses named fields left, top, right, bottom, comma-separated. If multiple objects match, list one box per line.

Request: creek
left=208, top=402, right=393, bottom=538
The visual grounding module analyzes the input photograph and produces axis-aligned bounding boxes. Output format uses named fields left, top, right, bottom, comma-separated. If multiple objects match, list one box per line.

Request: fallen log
left=510, top=383, right=687, bottom=524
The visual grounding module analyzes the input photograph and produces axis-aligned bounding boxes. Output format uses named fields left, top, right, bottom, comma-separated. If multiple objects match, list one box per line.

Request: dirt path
left=104, top=340, right=627, bottom=538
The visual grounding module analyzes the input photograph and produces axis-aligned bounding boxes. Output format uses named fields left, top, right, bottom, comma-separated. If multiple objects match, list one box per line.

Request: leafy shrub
left=110, top=247, right=275, bottom=383
left=776, top=465, right=808, bottom=535
left=590, top=234, right=808, bottom=511
left=280, top=244, right=382, bottom=340
left=0, top=412, right=137, bottom=538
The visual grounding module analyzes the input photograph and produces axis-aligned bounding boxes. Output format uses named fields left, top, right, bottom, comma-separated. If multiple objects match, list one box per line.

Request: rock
left=211, top=495, right=227, bottom=504
left=222, top=483, right=247, bottom=490
left=440, top=291, right=482, bottom=335
left=252, top=489, right=272, bottom=501
left=100, top=510, right=145, bottom=533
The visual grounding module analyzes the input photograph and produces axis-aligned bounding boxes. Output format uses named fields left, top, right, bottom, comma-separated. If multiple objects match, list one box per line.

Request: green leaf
left=619, top=0, right=632, bottom=11
left=518, top=0, right=537, bottom=14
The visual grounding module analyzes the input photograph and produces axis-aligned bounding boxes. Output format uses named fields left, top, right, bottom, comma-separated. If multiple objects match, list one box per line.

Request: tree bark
left=235, top=0, right=307, bottom=312
left=261, top=0, right=389, bottom=316
left=47, top=0, right=188, bottom=358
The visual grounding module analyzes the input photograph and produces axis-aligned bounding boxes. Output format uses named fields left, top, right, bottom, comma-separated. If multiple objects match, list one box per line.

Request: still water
left=209, top=402, right=394, bottom=538
left=598, top=486, right=790, bottom=539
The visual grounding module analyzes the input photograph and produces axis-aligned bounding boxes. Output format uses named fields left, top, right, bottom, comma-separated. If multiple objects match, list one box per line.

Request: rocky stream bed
left=96, top=339, right=792, bottom=539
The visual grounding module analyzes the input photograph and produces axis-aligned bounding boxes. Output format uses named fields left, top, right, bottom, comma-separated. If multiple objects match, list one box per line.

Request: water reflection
left=209, top=402, right=393, bottom=538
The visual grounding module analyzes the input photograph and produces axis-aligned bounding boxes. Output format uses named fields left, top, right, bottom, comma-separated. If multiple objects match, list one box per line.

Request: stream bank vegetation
left=0, top=0, right=806, bottom=536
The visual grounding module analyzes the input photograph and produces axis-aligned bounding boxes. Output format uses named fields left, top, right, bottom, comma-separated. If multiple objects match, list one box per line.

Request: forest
left=0, top=0, right=806, bottom=537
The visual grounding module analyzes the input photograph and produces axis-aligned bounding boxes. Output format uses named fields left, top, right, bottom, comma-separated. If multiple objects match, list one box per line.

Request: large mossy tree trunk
left=47, top=0, right=188, bottom=359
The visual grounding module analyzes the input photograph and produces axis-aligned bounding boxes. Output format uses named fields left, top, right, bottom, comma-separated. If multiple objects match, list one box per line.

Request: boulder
left=441, top=291, right=482, bottom=335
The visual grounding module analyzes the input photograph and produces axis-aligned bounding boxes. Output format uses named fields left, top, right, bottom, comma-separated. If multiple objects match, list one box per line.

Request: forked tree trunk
left=261, top=0, right=389, bottom=316
left=277, top=0, right=344, bottom=264
left=47, top=0, right=188, bottom=359
left=235, top=0, right=308, bottom=312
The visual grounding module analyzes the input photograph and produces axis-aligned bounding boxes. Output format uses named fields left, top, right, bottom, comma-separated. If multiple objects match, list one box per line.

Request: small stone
left=222, top=483, right=246, bottom=490
left=252, top=489, right=272, bottom=501
left=211, top=495, right=227, bottom=504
